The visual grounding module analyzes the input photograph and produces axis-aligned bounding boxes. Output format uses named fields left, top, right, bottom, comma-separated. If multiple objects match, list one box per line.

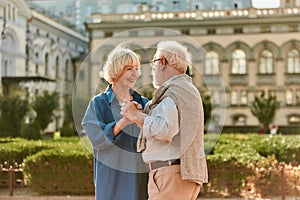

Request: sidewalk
left=2, top=197, right=298, bottom=200
left=1, top=189, right=299, bottom=200
left=0, top=197, right=94, bottom=200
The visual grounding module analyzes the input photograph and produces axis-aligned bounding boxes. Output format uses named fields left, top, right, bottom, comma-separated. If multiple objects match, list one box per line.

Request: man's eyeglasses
left=150, top=57, right=168, bottom=66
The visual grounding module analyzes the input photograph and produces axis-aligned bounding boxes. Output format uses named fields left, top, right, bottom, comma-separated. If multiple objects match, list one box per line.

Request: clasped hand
left=120, top=100, right=142, bottom=122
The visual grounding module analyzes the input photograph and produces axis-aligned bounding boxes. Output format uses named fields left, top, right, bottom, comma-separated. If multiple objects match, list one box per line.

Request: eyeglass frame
left=150, top=57, right=168, bottom=66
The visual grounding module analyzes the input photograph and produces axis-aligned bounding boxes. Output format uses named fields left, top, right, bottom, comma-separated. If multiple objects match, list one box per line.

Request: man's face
left=150, top=51, right=164, bottom=88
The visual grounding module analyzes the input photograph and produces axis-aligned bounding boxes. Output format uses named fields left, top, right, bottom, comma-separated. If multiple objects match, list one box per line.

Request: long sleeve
left=82, top=98, right=119, bottom=151
left=143, top=97, right=179, bottom=142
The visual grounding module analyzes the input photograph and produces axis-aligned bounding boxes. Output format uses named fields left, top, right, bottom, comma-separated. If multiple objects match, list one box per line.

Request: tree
left=61, top=96, right=76, bottom=136
left=0, top=91, right=30, bottom=137
left=250, top=91, right=279, bottom=133
left=32, top=91, right=59, bottom=133
left=202, top=92, right=212, bottom=128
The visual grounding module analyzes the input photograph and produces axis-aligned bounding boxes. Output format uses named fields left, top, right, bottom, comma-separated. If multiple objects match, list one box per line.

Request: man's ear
left=161, top=64, right=167, bottom=71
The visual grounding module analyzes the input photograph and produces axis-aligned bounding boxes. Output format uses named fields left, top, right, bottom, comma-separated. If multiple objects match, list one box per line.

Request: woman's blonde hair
left=157, top=41, right=191, bottom=73
left=103, top=44, right=140, bottom=84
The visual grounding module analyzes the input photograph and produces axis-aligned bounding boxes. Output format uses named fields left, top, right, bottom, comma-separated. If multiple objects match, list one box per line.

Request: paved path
left=0, top=196, right=93, bottom=200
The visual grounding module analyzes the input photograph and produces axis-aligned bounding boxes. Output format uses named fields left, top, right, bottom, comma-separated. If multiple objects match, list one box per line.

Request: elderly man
left=121, top=41, right=208, bottom=200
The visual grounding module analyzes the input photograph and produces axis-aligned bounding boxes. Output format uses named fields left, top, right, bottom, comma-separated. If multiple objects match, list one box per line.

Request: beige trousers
left=148, top=165, right=201, bottom=200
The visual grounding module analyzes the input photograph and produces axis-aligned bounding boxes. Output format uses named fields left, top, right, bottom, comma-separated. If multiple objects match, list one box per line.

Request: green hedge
left=23, top=142, right=94, bottom=195
left=0, top=137, right=48, bottom=164
left=1, top=134, right=299, bottom=196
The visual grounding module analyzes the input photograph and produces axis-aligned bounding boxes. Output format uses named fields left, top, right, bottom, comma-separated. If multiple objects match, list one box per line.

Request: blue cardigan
left=82, top=86, right=148, bottom=200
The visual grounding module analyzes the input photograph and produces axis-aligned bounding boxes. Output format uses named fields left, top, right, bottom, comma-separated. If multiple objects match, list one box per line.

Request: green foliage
left=251, top=135, right=300, bottom=164
left=32, top=91, right=59, bottom=132
left=23, top=140, right=93, bottom=195
left=201, top=92, right=212, bottom=128
left=0, top=92, right=30, bottom=137
left=61, top=121, right=76, bottom=137
left=1, top=135, right=299, bottom=196
left=0, top=137, right=47, bottom=164
left=61, top=97, right=77, bottom=137
left=250, top=91, right=279, bottom=132
left=21, top=121, right=41, bottom=140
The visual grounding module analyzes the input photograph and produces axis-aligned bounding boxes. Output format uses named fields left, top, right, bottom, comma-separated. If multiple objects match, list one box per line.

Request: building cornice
left=87, top=7, right=300, bottom=30
left=31, top=10, right=88, bottom=43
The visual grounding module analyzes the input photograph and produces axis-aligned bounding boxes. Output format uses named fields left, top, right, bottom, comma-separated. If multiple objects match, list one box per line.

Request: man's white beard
left=152, top=77, right=159, bottom=89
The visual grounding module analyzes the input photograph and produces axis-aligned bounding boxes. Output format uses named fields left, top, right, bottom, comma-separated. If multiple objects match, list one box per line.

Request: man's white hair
left=157, top=41, right=191, bottom=73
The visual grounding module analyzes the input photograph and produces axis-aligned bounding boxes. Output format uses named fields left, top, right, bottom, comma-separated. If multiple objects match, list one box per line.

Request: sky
left=252, top=0, right=280, bottom=8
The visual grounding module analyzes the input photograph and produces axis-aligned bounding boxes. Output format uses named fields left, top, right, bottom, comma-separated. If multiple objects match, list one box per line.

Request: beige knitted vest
left=138, top=74, right=208, bottom=184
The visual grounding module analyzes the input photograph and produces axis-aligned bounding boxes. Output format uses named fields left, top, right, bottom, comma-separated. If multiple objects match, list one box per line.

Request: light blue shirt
left=82, top=86, right=148, bottom=200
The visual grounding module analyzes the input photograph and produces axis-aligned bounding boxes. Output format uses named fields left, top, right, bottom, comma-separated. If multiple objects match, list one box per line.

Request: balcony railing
left=91, top=7, right=300, bottom=23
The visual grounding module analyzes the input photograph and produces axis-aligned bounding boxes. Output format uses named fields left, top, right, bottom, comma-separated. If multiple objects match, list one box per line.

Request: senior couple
left=82, top=41, right=208, bottom=200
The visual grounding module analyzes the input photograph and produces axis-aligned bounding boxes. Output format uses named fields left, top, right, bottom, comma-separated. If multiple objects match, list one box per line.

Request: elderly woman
left=82, top=45, right=148, bottom=200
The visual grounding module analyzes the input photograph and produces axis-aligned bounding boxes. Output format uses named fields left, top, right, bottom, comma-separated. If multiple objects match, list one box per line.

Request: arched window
left=3, top=60, right=8, bottom=76
left=65, top=60, right=69, bottom=81
left=45, top=53, right=49, bottom=76
left=205, top=51, right=220, bottom=75
left=288, top=115, right=300, bottom=124
left=232, top=114, right=246, bottom=126
left=55, top=56, right=60, bottom=79
left=35, top=52, right=39, bottom=74
left=287, top=49, right=300, bottom=73
left=259, top=50, right=274, bottom=74
left=231, top=49, right=246, bottom=74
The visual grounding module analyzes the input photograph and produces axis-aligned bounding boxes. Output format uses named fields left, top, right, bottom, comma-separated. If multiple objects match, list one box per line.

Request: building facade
left=83, top=4, right=300, bottom=133
left=23, top=0, right=255, bottom=33
left=0, top=0, right=88, bottom=132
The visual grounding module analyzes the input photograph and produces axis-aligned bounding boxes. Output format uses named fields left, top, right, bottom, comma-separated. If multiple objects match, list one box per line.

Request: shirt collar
left=105, top=85, right=115, bottom=104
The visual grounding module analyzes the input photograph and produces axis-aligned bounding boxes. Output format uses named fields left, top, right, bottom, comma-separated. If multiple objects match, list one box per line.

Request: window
left=213, top=1, right=223, bottom=9
left=8, top=4, right=11, bottom=20
left=207, top=29, right=216, bottom=35
left=296, top=90, right=300, bottom=105
left=35, top=64, right=39, bottom=74
left=78, top=70, right=85, bottom=81
left=173, top=1, right=180, bottom=10
left=3, top=60, right=8, bottom=76
left=231, top=90, right=238, bottom=105
left=205, top=51, right=220, bottom=75
left=287, top=49, right=300, bottom=73
left=45, top=53, right=49, bottom=76
left=212, top=91, right=220, bottom=105
left=66, top=5, right=74, bottom=17
left=286, top=89, right=293, bottom=105
left=231, top=49, right=246, bottom=74
left=259, top=50, right=274, bottom=74
left=240, top=90, right=248, bottom=105
left=233, top=0, right=243, bottom=9
left=233, top=115, right=246, bottom=126
left=231, top=90, right=247, bottom=105
left=195, top=2, right=204, bottom=10
left=12, top=7, right=15, bottom=22
left=288, top=115, right=300, bottom=124
left=65, top=60, right=70, bottom=81
left=55, top=57, right=60, bottom=79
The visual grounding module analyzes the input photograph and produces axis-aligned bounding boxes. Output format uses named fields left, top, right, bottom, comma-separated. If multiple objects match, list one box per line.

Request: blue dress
left=82, top=86, right=149, bottom=200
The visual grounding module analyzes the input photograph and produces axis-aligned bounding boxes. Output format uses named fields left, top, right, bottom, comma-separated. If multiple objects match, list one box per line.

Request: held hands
left=120, top=100, right=145, bottom=127
left=120, top=100, right=142, bottom=121
left=113, top=100, right=142, bottom=136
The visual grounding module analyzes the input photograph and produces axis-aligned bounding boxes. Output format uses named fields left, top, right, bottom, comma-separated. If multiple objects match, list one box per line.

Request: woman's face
left=116, top=64, right=140, bottom=88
